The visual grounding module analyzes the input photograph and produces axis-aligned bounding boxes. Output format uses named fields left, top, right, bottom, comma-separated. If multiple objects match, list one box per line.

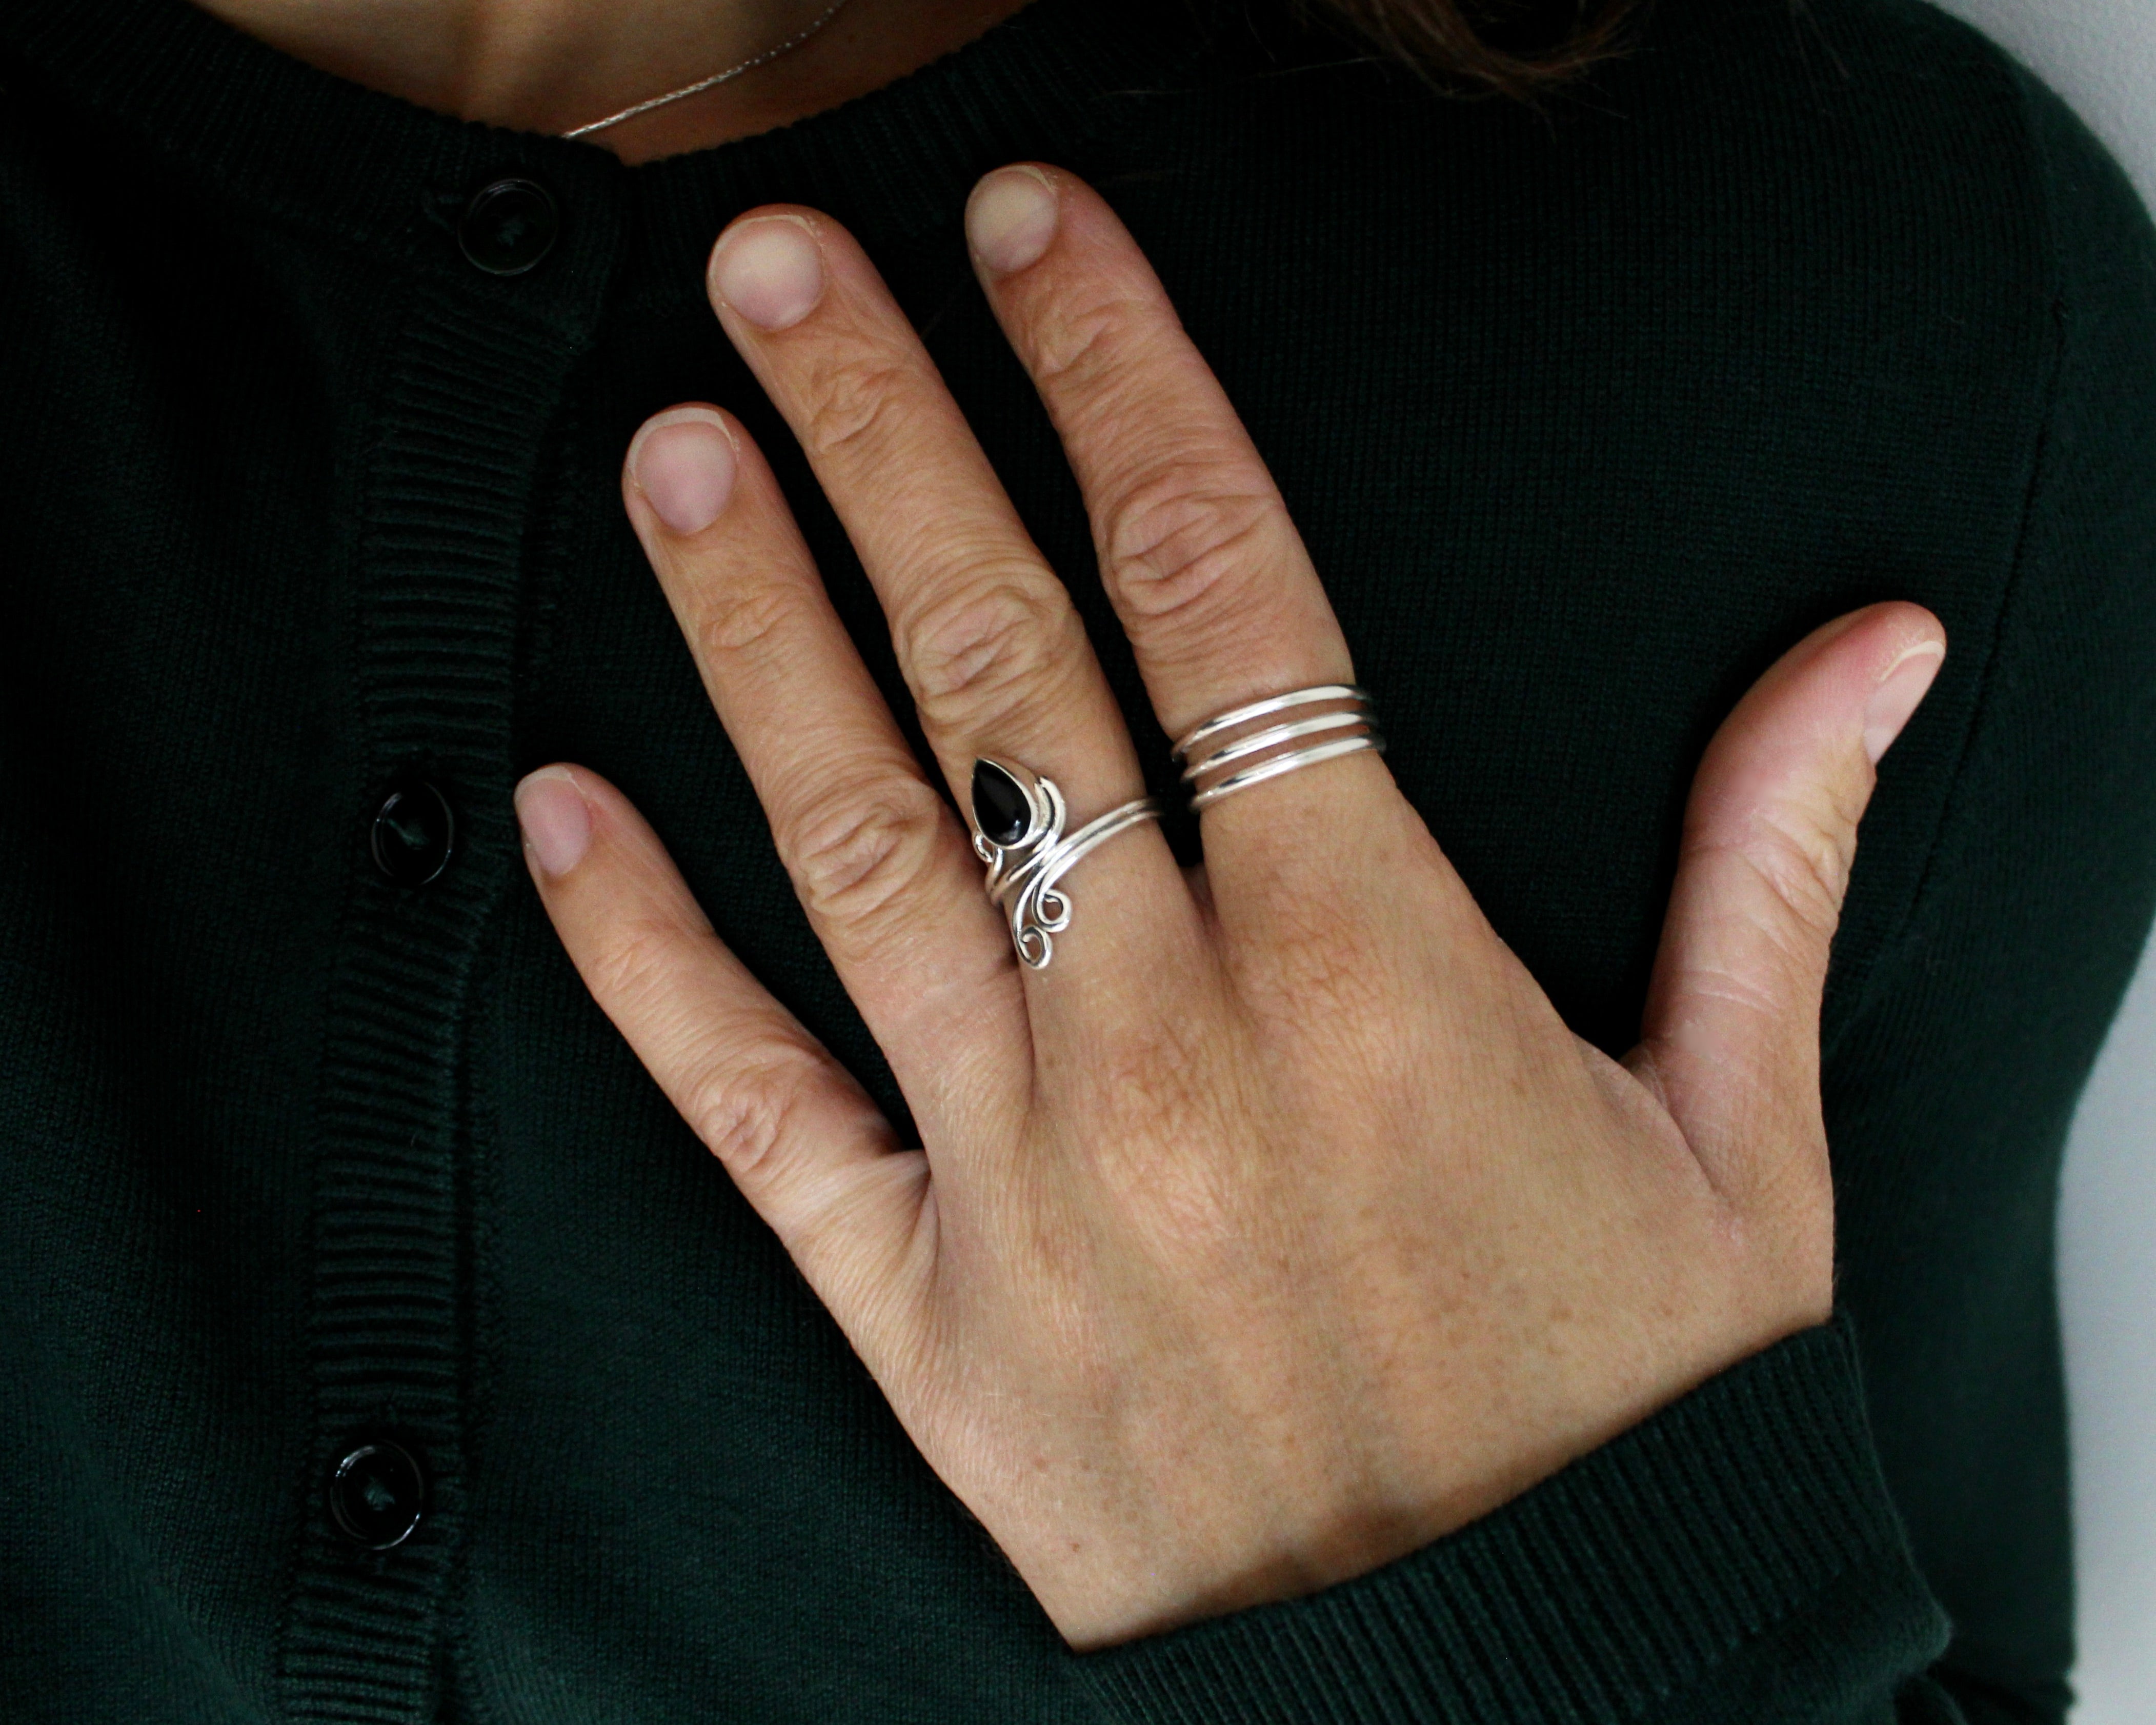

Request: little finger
left=513, top=762, right=931, bottom=1304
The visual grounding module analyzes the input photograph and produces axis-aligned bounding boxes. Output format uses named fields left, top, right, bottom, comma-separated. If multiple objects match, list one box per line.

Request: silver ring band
left=968, top=758, right=1164, bottom=970
left=1171, top=684, right=1385, bottom=812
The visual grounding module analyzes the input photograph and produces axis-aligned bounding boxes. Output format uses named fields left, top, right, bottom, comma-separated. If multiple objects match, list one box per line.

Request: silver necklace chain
left=562, top=0, right=856, bottom=138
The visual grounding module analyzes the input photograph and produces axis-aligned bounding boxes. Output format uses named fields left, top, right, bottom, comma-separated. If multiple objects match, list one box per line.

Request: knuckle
left=697, top=580, right=807, bottom=659
left=1102, top=468, right=1281, bottom=630
left=1125, top=1153, right=1242, bottom=1266
left=1745, top=794, right=1861, bottom=942
left=1032, top=286, right=1148, bottom=393
left=1101, top=1112, right=1246, bottom=1259
left=1059, top=1024, right=1250, bottom=1259
left=902, top=574, right=1084, bottom=726
left=1233, top=895, right=1394, bottom=1023
left=787, top=777, right=947, bottom=931
left=684, top=1050, right=814, bottom=1181
left=1095, top=1019, right=1214, bottom=1131
left=801, top=351, right=914, bottom=462
left=584, top=911, right=697, bottom=1019
left=1255, top=945, right=1394, bottom=1039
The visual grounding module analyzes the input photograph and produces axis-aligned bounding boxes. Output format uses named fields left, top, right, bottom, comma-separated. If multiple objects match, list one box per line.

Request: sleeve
left=1073, top=49, right=2156, bottom=1725
left=1801, top=53, right=2156, bottom=1725
left=1077, top=1318, right=1951, bottom=1725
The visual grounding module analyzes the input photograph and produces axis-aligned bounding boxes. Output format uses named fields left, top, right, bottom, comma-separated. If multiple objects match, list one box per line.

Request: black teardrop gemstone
left=971, top=760, right=1032, bottom=846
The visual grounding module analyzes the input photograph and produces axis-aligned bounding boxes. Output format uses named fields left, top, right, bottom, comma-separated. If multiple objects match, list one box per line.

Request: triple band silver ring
left=1173, top=683, right=1384, bottom=811
left=969, top=684, right=1384, bottom=969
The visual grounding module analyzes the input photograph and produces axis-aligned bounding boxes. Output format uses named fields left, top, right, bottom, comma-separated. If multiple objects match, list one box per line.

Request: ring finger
left=699, top=205, right=1198, bottom=994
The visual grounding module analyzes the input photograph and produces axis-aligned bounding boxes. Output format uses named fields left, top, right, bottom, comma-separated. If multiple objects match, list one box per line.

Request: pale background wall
left=1913, top=3, right=2156, bottom=1717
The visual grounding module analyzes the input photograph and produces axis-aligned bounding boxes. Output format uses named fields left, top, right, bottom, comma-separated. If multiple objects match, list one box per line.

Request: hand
left=512, top=164, right=1946, bottom=1650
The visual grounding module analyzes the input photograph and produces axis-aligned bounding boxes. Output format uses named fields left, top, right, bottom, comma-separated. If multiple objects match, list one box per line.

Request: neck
left=189, top=0, right=1039, bottom=162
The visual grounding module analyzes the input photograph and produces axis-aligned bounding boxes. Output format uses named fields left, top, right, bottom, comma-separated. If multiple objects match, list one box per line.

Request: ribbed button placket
left=281, top=159, right=620, bottom=1725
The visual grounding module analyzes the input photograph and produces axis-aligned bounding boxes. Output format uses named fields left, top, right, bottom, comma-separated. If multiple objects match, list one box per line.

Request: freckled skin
left=522, top=162, right=1943, bottom=1649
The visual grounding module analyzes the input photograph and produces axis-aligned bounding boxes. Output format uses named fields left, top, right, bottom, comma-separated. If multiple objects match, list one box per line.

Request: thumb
left=1627, top=601, right=1945, bottom=1206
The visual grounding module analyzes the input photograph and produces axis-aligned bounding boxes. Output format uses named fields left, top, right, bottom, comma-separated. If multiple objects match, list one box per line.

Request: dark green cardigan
left=2, top=0, right=2151, bottom=1718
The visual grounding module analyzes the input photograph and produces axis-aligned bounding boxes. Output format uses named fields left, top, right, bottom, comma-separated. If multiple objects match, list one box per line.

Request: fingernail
left=1863, top=643, right=1945, bottom=764
left=628, top=407, right=737, bottom=536
left=966, top=166, right=1059, bottom=275
left=710, top=215, right=824, bottom=330
left=514, top=766, right=592, bottom=877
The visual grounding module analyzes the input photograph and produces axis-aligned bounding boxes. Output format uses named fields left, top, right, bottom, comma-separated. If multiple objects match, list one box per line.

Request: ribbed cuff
left=1077, top=1316, right=1949, bottom=1724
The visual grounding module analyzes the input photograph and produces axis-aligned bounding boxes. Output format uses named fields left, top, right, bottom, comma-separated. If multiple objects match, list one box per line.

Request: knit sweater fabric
left=2, top=0, right=2152, bottom=1720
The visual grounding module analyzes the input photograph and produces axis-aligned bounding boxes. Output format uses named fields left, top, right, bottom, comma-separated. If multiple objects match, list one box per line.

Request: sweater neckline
left=1, top=0, right=1222, bottom=299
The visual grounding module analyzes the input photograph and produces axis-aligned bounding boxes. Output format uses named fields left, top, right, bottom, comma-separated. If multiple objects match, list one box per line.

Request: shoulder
left=1168, top=0, right=2153, bottom=285
left=1143, top=0, right=2156, bottom=518
left=1649, top=0, right=2156, bottom=287
left=1642, top=0, right=2156, bottom=366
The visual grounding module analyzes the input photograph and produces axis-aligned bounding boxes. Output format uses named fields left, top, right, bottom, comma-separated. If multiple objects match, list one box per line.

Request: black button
left=327, top=1440, right=426, bottom=1550
left=370, top=779, right=456, bottom=887
left=457, top=177, right=559, bottom=276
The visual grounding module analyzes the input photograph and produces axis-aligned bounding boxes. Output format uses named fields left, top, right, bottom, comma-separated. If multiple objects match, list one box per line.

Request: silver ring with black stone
left=967, top=758, right=1164, bottom=971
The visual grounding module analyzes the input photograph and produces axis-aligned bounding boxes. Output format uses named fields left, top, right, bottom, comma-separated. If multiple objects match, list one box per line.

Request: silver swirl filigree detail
left=969, top=759, right=1163, bottom=970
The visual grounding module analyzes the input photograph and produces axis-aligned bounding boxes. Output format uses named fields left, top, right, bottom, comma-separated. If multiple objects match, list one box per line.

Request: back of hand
left=512, top=164, right=1945, bottom=1649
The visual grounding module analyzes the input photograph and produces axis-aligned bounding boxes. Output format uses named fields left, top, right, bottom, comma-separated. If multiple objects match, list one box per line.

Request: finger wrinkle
left=902, top=574, right=1085, bottom=714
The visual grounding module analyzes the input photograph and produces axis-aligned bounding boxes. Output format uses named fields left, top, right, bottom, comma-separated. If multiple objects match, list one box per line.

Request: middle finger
left=704, top=208, right=1144, bottom=835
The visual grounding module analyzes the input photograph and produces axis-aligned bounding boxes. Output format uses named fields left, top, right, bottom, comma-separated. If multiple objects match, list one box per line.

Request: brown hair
left=1291, top=0, right=1654, bottom=103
